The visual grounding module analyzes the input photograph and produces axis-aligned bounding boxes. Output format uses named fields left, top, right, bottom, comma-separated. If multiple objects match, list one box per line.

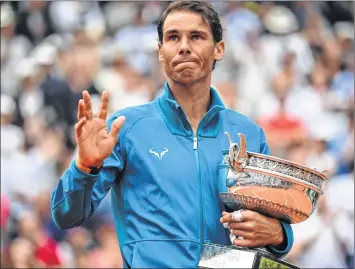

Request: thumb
left=109, top=116, right=126, bottom=141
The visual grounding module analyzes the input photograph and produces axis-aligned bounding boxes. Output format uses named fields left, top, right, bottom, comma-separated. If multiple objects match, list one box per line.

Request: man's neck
left=168, top=78, right=211, bottom=134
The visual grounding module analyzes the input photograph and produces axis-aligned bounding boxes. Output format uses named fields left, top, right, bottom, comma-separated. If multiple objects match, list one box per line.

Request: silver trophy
left=199, top=132, right=328, bottom=269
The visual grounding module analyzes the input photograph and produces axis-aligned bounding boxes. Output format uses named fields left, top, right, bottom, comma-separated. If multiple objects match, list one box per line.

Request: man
left=51, top=1, right=293, bottom=267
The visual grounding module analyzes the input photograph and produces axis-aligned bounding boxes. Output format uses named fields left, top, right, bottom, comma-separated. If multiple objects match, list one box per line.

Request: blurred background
left=0, top=1, right=353, bottom=268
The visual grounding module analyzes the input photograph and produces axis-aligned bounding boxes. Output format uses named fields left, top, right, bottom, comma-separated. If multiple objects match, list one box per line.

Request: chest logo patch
left=149, top=147, right=169, bottom=160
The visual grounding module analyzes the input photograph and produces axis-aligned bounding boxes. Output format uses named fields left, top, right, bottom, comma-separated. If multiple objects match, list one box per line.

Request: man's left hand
left=220, top=210, right=284, bottom=248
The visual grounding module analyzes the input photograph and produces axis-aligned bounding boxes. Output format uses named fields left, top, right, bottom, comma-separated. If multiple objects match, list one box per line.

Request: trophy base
left=198, top=243, right=299, bottom=269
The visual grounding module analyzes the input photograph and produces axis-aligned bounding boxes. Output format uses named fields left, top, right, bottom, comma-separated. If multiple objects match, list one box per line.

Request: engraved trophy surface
left=199, top=132, right=328, bottom=269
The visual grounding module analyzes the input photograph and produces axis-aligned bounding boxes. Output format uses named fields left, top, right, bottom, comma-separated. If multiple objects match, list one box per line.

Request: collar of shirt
left=156, top=82, right=225, bottom=137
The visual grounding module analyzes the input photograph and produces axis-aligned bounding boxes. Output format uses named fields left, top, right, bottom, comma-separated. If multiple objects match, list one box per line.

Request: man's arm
left=51, top=113, right=125, bottom=229
left=266, top=221, right=294, bottom=258
left=50, top=160, right=119, bottom=229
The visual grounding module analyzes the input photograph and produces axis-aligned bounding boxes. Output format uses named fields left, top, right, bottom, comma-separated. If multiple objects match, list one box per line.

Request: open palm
left=75, top=90, right=125, bottom=168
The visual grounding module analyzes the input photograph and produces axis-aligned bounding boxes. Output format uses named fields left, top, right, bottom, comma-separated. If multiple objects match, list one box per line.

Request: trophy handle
left=237, top=133, right=248, bottom=163
left=313, top=168, right=330, bottom=177
left=321, top=169, right=329, bottom=177
left=224, top=132, right=248, bottom=172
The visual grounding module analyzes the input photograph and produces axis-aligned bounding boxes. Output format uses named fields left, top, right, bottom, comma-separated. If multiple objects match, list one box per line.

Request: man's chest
left=124, top=131, right=224, bottom=186
left=122, top=121, right=263, bottom=192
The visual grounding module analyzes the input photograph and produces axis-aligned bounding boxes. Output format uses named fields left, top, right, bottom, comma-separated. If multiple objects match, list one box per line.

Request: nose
left=179, top=37, right=191, bottom=55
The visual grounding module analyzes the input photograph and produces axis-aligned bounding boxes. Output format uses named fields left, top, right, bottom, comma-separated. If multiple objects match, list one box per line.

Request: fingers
left=220, top=210, right=256, bottom=223
left=75, top=117, right=86, bottom=138
left=220, top=210, right=244, bottom=223
left=98, top=91, right=109, bottom=120
left=79, top=91, right=110, bottom=121
left=221, top=210, right=274, bottom=248
left=220, top=210, right=256, bottom=232
left=230, top=228, right=252, bottom=239
left=239, top=210, right=261, bottom=221
left=221, top=218, right=254, bottom=231
left=233, top=238, right=256, bottom=248
left=220, top=211, right=233, bottom=223
left=77, top=99, right=86, bottom=121
left=109, top=116, right=126, bottom=141
left=82, top=90, right=93, bottom=120
left=228, top=221, right=254, bottom=231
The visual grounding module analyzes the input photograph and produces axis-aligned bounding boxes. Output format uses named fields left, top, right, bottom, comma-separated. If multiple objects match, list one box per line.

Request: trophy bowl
left=218, top=132, right=328, bottom=224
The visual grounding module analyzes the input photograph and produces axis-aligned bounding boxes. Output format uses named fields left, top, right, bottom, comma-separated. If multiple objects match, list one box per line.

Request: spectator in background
left=288, top=160, right=354, bottom=268
left=326, top=162, right=354, bottom=268
left=15, top=58, right=44, bottom=122
left=305, top=116, right=338, bottom=176
left=33, top=43, right=73, bottom=129
left=334, top=21, right=354, bottom=62
left=90, top=223, right=122, bottom=268
left=1, top=2, right=32, bottom=97
left=328, top=29, right=354, bottom=112
left=95, top=45, right=153, bottom=113
left=232, top=28, right=270, bottom=117
left=114, top=3, right=157, bottom=76
left=214, top=81, right=239, bottom=111
left=329, top=105, right=354, bottom=176
left=257, top=78, right=308, bottom=156
left=0, top=94, right=25, bottom=161
left=15, top=1, right=55, bottom=45
left=16, top=210, right=63, bottom=267
left=8, top=237, right=43, bottom=268
left=224, top=2, right=262, bottom=46
left=288, top=194, right=352, bottom=268
left=260, top=5, right=314, bottom=85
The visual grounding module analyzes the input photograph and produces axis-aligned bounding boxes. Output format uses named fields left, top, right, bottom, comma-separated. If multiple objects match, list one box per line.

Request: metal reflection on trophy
left=219, top=132, right=328, bottom=224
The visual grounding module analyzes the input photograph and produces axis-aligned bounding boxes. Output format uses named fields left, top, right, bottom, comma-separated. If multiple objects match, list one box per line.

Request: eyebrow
left=191, top=30, right=207, bottom=36
left=165, top=29, right=179, bottom=36
left=165, top=29, right=208, bottom=36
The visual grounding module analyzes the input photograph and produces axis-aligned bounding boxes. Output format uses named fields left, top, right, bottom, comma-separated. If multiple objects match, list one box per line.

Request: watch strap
left=75, top=159, right=103, bottom=174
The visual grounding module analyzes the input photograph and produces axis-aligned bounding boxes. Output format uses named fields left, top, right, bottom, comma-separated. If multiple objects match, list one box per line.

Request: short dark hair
left=157, top=0, right=223, bottom=70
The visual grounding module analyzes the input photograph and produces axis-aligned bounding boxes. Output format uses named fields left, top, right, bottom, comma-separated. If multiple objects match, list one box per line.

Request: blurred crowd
left=0, top=1, right=354, bottom=268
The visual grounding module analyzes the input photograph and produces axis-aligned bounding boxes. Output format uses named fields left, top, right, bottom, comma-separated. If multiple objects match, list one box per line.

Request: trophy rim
left=246, top=152, right=328, bottom=180
left=242, top=167, right=323, bottom=193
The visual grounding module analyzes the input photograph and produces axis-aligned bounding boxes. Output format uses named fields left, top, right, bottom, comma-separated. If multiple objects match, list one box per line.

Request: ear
left=214, top=40, right=225, bottom=62
left=158, top=42, right=164, bottom=62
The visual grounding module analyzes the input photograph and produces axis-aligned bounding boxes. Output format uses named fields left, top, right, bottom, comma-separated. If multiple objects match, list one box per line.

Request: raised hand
left=75, top=90, right=125, bottom=170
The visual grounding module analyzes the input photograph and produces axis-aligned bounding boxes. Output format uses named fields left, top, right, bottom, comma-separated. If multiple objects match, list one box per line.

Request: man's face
left=158, top=11, right=224, bottom=86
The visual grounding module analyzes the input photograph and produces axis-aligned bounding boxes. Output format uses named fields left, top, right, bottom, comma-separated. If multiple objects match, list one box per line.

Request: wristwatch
left=88, top=164, right=103, bottom=175
left=76, top=159, right=103, bottom=175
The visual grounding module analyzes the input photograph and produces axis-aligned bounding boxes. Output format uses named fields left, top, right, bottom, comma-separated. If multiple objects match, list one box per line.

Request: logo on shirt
left=149, top=147, right=169, bottom=160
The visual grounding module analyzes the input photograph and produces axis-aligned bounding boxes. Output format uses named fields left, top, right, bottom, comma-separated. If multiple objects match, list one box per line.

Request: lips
left=173, top=59, right=197, bottom=67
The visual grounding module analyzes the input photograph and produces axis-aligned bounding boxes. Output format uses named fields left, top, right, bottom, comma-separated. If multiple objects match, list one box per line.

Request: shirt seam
left=51, top=186, right=87, bottom=210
